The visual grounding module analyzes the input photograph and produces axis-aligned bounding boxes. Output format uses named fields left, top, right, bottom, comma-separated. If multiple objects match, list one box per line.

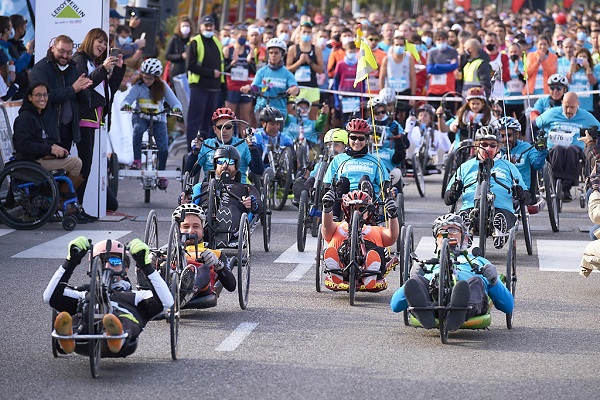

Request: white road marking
left=284, top=263, right=314, bottom=281
left=537, top=240, right=588, bottom=272
left=215, top=322, right=259, bottom=352
left=12, top=230, right=131, bottom=259
left=415, top=236, right=437, bottom=257
left=274, top=236, right=318, bottom=263
left=0, top=229, right=14, bottom=237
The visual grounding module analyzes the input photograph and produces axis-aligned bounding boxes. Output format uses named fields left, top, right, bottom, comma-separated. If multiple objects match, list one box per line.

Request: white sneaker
left=492, top=213, right=508, bottom=249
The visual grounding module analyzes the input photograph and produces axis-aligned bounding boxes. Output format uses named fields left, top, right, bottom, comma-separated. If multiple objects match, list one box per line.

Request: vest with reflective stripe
left=188, top=34, right=225, bottom=84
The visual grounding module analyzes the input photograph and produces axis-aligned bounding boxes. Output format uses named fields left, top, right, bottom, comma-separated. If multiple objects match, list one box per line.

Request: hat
left=455, top=6, right=465, bottom=13
left=9, top=15, right=27, bottom=29
left=451, top=23, right=463, bottom=32
left=200, top=15, right=215, bottom=25
left=555, top=13, right=567, bottom=25
left=109, top=9, right=124, bottom=19
left=248, top=25, right=260, bottom=35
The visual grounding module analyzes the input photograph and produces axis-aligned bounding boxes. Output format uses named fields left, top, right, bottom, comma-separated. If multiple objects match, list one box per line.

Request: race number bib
left=368, top=79, right=380, bottom=91
left=231, top=67, right=249, bottom=81
left=294, top=65, right=312, bottom=82
left=548, top=131, right=575, bottom=147
left=138, top=99, right=159, bottom=114
left=431, top=74, right=447, bottom=85
left=507, top=79, right=524, bottom=93
left=341, top=96, right=360, bottom=114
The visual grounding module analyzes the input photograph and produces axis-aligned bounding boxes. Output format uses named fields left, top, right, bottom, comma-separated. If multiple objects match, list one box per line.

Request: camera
left=580, top=126, right=599, bottom=139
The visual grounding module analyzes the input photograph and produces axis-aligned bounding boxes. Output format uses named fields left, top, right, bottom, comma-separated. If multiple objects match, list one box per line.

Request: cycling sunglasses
left=215, top=124, right=233, bottom=130
left=349, top=135, right=367, bottom=142
left=107, top=256, right=122, bottom=267
left=375, top=110, right=387, bottom=116
left=438, top=227, right=461, bottom=235
left=549, top=85, right=565, bottom=91
left=479, top=142, right=498, bottom=149
left=216, top=157, right=236, bottom=165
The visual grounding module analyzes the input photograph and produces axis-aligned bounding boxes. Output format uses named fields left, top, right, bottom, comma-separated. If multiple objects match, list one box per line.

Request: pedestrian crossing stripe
left=537, top=240, right=588, bottom=272
left=11, top=230, right=131, bottom=259
left=0, top=229, right=14, bottom=238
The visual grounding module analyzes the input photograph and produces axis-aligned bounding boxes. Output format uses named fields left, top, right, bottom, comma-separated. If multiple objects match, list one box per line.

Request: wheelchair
left=0, top=160, right=81, bottom=230
left=400, top=225, right=516, bottom=344
left=264, top=137, right=295, bottom=211
left=50, top=242, right=177, bottom=378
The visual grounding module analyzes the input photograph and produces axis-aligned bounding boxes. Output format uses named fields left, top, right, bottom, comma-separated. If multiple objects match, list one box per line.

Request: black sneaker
left=75, top=213, right=91, bottom=224
left=563, top=191, right=574, bottom=202
left=404, top=278, right=435, bottom=329
left=445, top=280, right=471, bottom=332
left=81, top=210, right=98, bottom=221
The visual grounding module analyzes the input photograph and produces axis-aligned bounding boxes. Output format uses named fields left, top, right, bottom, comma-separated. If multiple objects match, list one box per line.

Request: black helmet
left=213, top=145, right=241, bottom=169
left=259, top=106, right=285, bottom=124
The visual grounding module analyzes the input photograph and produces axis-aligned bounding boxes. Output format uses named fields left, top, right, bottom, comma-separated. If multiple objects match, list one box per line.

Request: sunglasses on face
left=443, top=227, right=461, bottom=234
left=215, top=124, right=233, bottom=130
left=349, top=135, right=366, bottom=142
left=216, top=157, right=236, bottom=165
left=549, top=85, right=564, bottom=91
left=480, top=142, right=498, bottom=149
left=367, top=37, right=379, bottom=41
left=107, top=256, right=122, bottom=267
left=375, top=110, right=387, bottom=116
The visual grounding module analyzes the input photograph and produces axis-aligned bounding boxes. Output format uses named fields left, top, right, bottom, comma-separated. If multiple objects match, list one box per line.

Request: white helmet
left=140, top=58, right=163, bottom=76
left=367, top=97, right=386, bottom=108
left=379, top=87, right=396, bottom=104
left=547, top=73, right=568, bottom=87
left=266, top=37, right=287, bottom=53
left=172, top=203, right=206, bottom=225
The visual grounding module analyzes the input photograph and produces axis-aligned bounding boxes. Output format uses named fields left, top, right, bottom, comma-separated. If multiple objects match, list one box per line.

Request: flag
left=354, top=39, right=379, bottom=88
left=405, top=42, right=421, bottom=64
left=511, top=0, right=526, bottom=13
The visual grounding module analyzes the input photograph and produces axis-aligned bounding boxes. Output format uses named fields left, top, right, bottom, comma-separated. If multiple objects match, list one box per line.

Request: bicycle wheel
left=237, top=213, right=251, bottom=309
left=165, top=221, right=180, bottom=286
left=348, top=210, right=361, bottom=306
left=261, top=175, right=272, bottom=252
left=88, top=257, right=105, bottom=378
left=441, top=151, right=456, bottom=199
left=520, top=203, right=533, bottom=256
left=205, top=178, right=217, bottom=249
left=555, top=179, right=563, bottom=213
left=478, top=180, right=489, bottom=258
left=438, top=239, right=451, bottom=344
left=543, top=163, right=560, bottom=232
left=0, top=161, right=58, bottom=230
left=169, top=270, right=180, bottom=360
left=108, top=153, right=119, bottom=196
left=272, top=147, right=293, bottom=210
left=396, top=192, right=405, bottom=227
left=144, top=209, right=158, bottom=250
left=297, top=190, right=309, bottom=252
left=412, top=154, right=426, bottom=197
left=505, top=227, right=517, bottom=329
left=315, top=225, right=325, bottom=292
left=402, top=225, right=414, bottom=326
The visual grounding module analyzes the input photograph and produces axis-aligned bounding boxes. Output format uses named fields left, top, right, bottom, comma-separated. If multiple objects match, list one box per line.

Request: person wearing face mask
left=567, top=48, right=598, bottom=113
left=576, top=27, right=593, bottom=51
left=0, top=16, right=33, bottom=78
left=332, top=42, right=364, bottom=125
left=327, top=27, right=353, bottom=79
left=557, top=38, right=576, bottom=76
left=484, top=32, right=510, bottom=101
left=286, top=21, right=323, bottom=105
left=6, top=14, right=34, bottom=101
left=426, top=30, right=459, bottom=101
left=276, top=22, right=291, bottom=45
left=223, top=25, right=255, bottom=125
left=114, top=25, right=146, bottom=61
left=458, top=38, right=492, bottom=99
left=379, top=34, right=417, bottom=113
left=165, top=15, right=194, bottom=84
left=186, top=15, right=226, bottom=144
left=504, top=43, right=526, bottom=121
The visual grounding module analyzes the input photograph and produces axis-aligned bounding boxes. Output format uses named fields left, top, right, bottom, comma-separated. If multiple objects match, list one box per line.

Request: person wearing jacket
left=165, top=15, right=193, bottom=83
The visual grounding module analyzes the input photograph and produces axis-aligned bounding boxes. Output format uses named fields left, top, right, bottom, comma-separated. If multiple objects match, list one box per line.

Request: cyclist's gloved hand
left=121, top=104, right=133, bottom=112
left=513, top=184, right=526, bottom=203
left=409, top=263, right=424, bottom=279
left=535, top=136, right=547, bottom=150
left=198, top=250, right=218, bottom=267
left=450, top=179, right=463, bottom=194
left=67, top=236, right=90, bottom=264
left=384, top=196, right=398, bottom=219
left=129, top=238, right=151, bottom=266
left=322, top=189, right=336, bottom=213
left=481, top=263, right=498, bottom=286
left=172, top=108, right=182, bottom=114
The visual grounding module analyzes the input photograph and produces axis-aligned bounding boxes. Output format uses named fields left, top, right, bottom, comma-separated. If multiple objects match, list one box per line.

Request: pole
left=256, top=0, right=266, bottom=19
left=238, top=0, right=246, bottom=22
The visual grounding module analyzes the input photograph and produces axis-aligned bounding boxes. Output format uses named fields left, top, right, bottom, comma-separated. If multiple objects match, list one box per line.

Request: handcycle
left=400, top=226, right=517, bottom=343
left=0, top=160, right=81, bottom=230
left=407, top=125, right=433, bottom=198
left=117, top=107, right=183, bottom=203
left=50, top=239, right=177, bottom=378
left=441, top=118, right=480, bottom=199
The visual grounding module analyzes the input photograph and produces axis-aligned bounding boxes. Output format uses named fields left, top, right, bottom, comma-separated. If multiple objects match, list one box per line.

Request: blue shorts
left=226, top=90, right=253, bottom=104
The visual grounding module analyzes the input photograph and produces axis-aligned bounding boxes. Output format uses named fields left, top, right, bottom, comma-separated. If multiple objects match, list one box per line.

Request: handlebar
left=121, top=107, right=183, bottom=118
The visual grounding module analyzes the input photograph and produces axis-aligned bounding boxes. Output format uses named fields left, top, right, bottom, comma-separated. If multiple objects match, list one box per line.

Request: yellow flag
left=354, top=39, right=379, bottom=88
left=405, top=42, right=421, bottom=63
left=355, top=25, right=364, bottom=48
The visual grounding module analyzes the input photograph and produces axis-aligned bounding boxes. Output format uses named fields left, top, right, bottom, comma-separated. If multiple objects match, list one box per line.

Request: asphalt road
left=0, top=165, right=599, bottom=399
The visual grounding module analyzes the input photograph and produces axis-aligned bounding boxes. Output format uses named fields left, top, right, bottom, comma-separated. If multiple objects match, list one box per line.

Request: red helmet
left=345, top=118, right=371, bottom=134
left=211, top=107, right=236, bottom=124
left=341, top=190, right=373, bottom=222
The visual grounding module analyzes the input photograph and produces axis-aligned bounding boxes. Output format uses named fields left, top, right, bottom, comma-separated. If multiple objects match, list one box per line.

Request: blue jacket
left=323, top=151, right=389, bottom=197
left=500, top=140, right=548, bottom=189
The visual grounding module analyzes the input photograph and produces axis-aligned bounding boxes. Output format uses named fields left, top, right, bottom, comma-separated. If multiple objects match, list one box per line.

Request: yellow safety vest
left=463, top=59, right=484, bottom=83
left=187, top=34, right=225, bottom=84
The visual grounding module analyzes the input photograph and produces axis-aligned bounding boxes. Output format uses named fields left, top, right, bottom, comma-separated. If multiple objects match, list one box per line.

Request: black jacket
left=12, top=101, right=53, bottom=161
left=30, top=49, right=86, bottom=144
left=186, top=35, right=223, bottom=90
left=165, top=34, right=189, bottom=80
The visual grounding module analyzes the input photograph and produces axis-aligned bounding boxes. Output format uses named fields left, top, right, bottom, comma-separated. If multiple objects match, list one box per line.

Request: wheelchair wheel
left=438, top=238, right=452, bottom=344
left=519, top=203, right=533, bottom=256
left=348, top=210, right=362, bottom=306
left=108, top=153, right=119, bottom=196
left=555, top=179, right=563, bottom=213
left=88, top=257, right=107, bottom=378
left=62, top=214, right=78, bottom=231
left=401, top=225, right=414, bottom=327
left=272, top=148, right=294, bottom=210
left=505, top=227, right=517, bottom=329
left=396, top=192, right=405, bottom=227
left=261, top=175, right=272, bottom=252
left=297, top=190, right=309, bottom=252
left=144, top=209, right=158, bottom=250
left=478, top=180, right=489, bottom=258
left=236, top=213, right=251, bottom=310
left=169, top=270, right=180, bottom=360
left=441, top=151, right=456, bottom=199
left=205, top=178, right=218, bottom=249
left=542, top=163, right=560, bottom=232
left=412, top=154, right=425, bottom=197
left=315, top=225, right=325, bottom=292
left=0, top=161, right=58, bottom=230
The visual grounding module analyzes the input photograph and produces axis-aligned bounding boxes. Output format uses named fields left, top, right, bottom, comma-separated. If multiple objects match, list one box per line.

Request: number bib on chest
left=294, top=65, right=312, bottom=82
left=548, top=131, right=575, bottom=147
left=231, top=67, right=249, bottom=81
left=342, top=97, right=360, bottom=113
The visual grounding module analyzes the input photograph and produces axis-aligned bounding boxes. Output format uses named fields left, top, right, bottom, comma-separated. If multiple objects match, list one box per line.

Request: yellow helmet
left=324, top=128, right=348, bottom=145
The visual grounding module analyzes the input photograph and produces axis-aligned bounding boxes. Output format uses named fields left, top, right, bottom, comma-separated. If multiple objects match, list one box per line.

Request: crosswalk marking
left=537, top=240, right=588, bottom=272
left=0, top=229, right=14, bottom=238
left=274, top=236, right=318, bottom=263
left=284, top=263, right=314, bottom=281
left=11, top=230, right=131, bottom=259
left=215, top=322, right=259, bottom=351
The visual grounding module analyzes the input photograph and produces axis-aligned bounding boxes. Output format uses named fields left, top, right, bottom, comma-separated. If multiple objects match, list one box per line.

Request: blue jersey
left=323, top=152, right=389, bottom=197
left=505, top=60, right=525, bottom=105
left=390, top=254, right=514, bottom=314
left=569, top=68, right=594, bottom=111
left=500, top=140, right=548, bottom=189
left=196, top=137, right=255, bottom=183
left=446, top=157, right=527, bottom=212
left=251, top=65, right=297, bottom=120
left=535, top=107, right=600, bottom=149
left=532, top=95, right=559, bottom=116
left=367, top=118, right=405, bottom=172
left=283, top=116, right=320, bottom=144
left=252, top=128, right=294, bottom=168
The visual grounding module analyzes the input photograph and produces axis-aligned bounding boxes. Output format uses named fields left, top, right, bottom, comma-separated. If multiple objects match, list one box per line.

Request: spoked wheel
left=441, top=151, right=456, bottom=199
left=169, top=270, right=180, bottom=360
left=402, top=225, right=414, bottom=327
left=412, top=154, right=425, bottom=197
left=311, top=161, right=328, bottom=238
left=261, top=175, right=272, bottom=252
left=543, top=163, right=560, bottom=232
left=297, top=190, right=309, bottom=252
left=505, top=227, right=517, bottom=329
left=520, top=203, right=533, bottom=256
left=144, top=209, right=158, bottom=249
left=555, top=179, right=563, bottom=213
left=348, top=210, right=362, bottom=306
left=272, top=148, right=294, bottom=210
left=438, top=239, right=452, bottom=344
left=108, top=153, right=119, bottom=196
left=236, top=213, right=251, bottom=309
left=61, top=214, right=78, bottom=231
left=165, top=221, right=181, bottom=285
left=0, top=161, right=58, bottom=230
left=477, top=180, right=489, bottom=258
left=315, top=225, right=325, bottom=292
left=88, top=257, right=107, bottom=378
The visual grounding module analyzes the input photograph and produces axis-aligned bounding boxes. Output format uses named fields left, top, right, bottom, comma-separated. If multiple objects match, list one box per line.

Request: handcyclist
left=405, top=103, right=452, bottom=173
left=252, top=106, right=294, bottom=171
left=444, top=125, right=529, bottom=249
left=390, top=213, right=514, bottom=332
left=283, top=97, right=329, bottom=157
left=530, top=74, right=569, bottom=122
left=44, top=237, right=174, bottom=356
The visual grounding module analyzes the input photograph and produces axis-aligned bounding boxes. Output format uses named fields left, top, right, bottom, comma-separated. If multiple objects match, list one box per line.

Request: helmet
left=259, top=106, right=284, bottom=125
left=466, top=86, right=486, bottom=101
left=367, top=97, right=386, bottom=109
left=417, top=104, right=436, bottom=117
left=212, top=144, right=241, bottom=169
left=341, top=190, right=373, bottom=222
left=266, top=37, right=287, bottom=53
left=475, top=125, right=501, bottom=141
left=93, top=239, right=127, bottom=273
left=346, top=118, right=371, bottom=134
left=547, top=73, right=568, bottom=87
left=172, top=203, right=206, bottom=225
left=432, top=213, right=469, bottom=251
left=379, top=87, right=396, bottom=104
left=324, top=128, right=348, bottom=145
left=140, top=58, right=163, bottom=76
left=212, top=107, right=236, bottom=123
left=494, top=116, right=521, bottom=132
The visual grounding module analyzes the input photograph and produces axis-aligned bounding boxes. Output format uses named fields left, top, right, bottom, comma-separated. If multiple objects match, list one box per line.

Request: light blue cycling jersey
left=366, top=119, right=405, bottom=172
left=532, top=95, right=560, bottom=116
left=323, top=152, right=389, bottom=196
left=446, top=157, right=527, bottom=212
left=196, top=137, right=254, bottom=182
left=535, top=106, right=600, bottom=149
left=500, top=140, right=548, bottom=189
left=390, top=253, right=514, bottom=314
left=283, top=116, right=320, bottom=144
left=252, top=128, right=294, bottom=168
left=251, top=65, right=297, bottom=120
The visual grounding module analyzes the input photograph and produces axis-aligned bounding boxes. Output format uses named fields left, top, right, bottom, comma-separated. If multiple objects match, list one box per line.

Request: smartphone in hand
left=110, top=48, right=120, bottom=58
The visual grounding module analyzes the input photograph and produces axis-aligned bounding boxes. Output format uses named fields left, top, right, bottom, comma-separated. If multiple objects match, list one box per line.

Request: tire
left=88, top=257, right=105, bottom=378
left=261, top=175, right=272, bottom=252
left=169, top=270, right=180, bottom=360
left=412, top=154, right=426, bottom=197
left=205, top=178, right=217, bottom=249
left=555, top=179, right=563, bottom=213
left=396, top=192, right=405, bottom=228
left=438, top=239, right=451, bottom=344
left=144, top=209, right=158, bottom=250
left=402, top=225, right=414, bottom=326
left=297, top=190, right=309, bottom=252
left=144, top=188, right=151, bottom=203
left=441, top=151, right=456, bottom=199
left=315, top=226, right=325, bottom=292
left=272, top=147, right=293, bottom=210
left=543, top=163, right=560, bottom=232
left=0, top=161, right=58, bottom=230
left=108, top=153, right=119, bottom=196
left=166, top=221, right=180, bottom=286
left=505, top=227, right=517, bottom=329
left=348, top=210, right=361, bottom=306
left=520, top=203, right=533, bottom=256
left=237, top=213, right=251, bottom=310
left=311, top=161, right=328, bottom=238
left=478, top=180, right=489, bottom=258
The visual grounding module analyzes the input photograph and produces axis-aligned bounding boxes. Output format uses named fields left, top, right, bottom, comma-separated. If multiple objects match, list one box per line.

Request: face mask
left=317, top=37, right=327, bottom=47
left=345, top=52, right=357, bottom=63
left=118, top=36, right=133, bottom=45
left=577, top=32, right=587, bottom=42
left=393, top=45, right=404, bottom=55
left=278, top=33, right=290, bottom=41
left=202, top=31, right=214, bottom=39
left=436, top=42, right=448, bottom=50
left=510, top=54, right=519, bottom=62
left=423, top=36, right=432, bottom=47
left=301, top=34, right=311, bottom=43
left=341, top=36, right=353, bottom=45
left=8, top=28, right=14, bottom=40
left=180, top=26, right=191, bottom=36
left=258, top=26, right=265, bottom=35
left=237, top=37, right=247, bottom=46
left=485, top=43, right=496, bottom=51
left=525, top=35, right=533, bottom=44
